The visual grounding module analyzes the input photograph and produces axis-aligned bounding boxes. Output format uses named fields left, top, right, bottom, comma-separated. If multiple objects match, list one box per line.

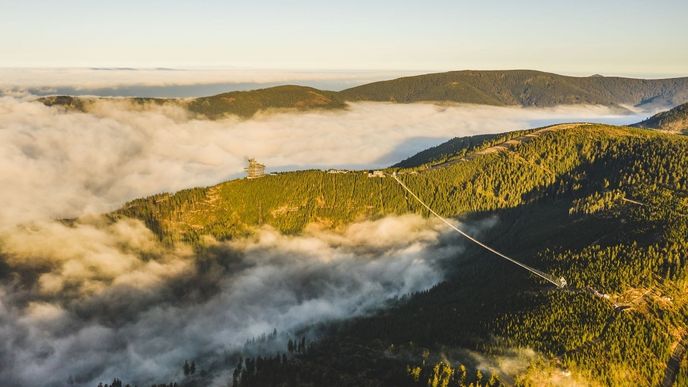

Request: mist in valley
left=0, top=95, right=651, bottom=385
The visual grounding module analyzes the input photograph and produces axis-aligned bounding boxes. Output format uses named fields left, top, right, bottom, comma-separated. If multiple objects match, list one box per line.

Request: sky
left=1, top=0, right=687, bottom=78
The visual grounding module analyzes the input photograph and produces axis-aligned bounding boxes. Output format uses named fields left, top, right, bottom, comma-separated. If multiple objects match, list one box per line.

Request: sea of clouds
left=0, top=97, right=649, bottom=225
left=0, top=93, right=649, bottom=385
left=1, top=214, right=468, bottom=386
left=0, top=68, right=418, bottom=97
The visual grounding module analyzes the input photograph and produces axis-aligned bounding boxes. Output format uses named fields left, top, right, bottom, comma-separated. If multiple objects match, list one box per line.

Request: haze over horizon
left=2, top=0, right=687, bottom=79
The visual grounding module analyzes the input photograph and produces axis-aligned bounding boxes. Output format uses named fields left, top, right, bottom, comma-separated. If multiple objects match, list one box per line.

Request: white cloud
left=0, top=96, right=645, bottom=386
left=0, top=97, right=644, bottom=227
left=0, top=214, right=465, bottom=386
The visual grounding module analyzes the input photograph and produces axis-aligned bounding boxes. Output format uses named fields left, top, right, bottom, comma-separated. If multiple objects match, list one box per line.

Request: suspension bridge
left=391, top=172, right=568, bottom=288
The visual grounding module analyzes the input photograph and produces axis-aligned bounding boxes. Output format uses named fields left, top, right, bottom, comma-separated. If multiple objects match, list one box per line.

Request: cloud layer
left=0, top=68, right=416, bottom=97
left=0, top=214, right=464, bottom=386
left=0, top=96, right=646, bottom=385
left=0, top=97, right=645, bottom=226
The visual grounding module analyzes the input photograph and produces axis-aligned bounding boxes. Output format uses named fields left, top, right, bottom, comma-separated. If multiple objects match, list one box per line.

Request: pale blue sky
left=1, top=0, right=687, bottom=77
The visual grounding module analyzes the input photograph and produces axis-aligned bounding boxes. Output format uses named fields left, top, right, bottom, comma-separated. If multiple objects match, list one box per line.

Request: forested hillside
left=115, top=123, right=681, bottom=244
left=185, top=85, right=346, bottom=118
left=634, top=102, right=688, bottom=133
left=109, top=123, right=688, bottom=386
left=340, top=70, right=688, bottom=108
left=39, top=85, right=346, bottom=118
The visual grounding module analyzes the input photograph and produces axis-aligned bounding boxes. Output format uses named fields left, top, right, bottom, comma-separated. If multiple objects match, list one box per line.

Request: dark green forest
left=340, top=70, right=688, bottom=108
left=102, top=123, right=688, bottom=386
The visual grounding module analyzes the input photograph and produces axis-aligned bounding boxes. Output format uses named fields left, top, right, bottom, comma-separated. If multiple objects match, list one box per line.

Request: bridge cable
left=391, top=173, right=567, bottom=288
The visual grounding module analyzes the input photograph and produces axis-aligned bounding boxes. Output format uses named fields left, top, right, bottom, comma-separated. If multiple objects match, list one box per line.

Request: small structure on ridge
left=245, top=158, right=266, bottom=179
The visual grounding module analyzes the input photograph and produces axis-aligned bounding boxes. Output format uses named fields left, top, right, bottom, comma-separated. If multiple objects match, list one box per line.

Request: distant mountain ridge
left=39, top=70, right=688, bottom=118
left=186, top=85, right=345, bottom=118
left=340, top=70, right=688, bottom=108
left=633, top=102, right=688, bottom=133
left=39, top=85, right=345, bottom=118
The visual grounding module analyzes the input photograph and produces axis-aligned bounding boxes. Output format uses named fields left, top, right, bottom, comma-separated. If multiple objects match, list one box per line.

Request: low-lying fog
left=1, top=214, right=472, bottom=386
left=0, top=97, right=650, bottom=224
left=0, top=94, right=652, bottom=385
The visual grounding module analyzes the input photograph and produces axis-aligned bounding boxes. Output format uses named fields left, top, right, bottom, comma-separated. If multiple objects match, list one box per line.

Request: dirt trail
left=474, top=123, right=587, bottom=156
left=622, top=197, right=688, bottom=218
left=427, top=123, right=591, bottom=171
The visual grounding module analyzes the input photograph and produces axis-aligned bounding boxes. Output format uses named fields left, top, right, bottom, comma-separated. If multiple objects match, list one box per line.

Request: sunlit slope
left=634, top=102, right=688, bottom=133
left=113, top=123, right=688, bottom=386
left=225, top=125, right=688, bottom=387
left=115, top=123, right=686, bottom=244
left=40, top=85, right=346, bottom=118
left=340, top=70, right=688, bottom=108
left=186, top=85, right=346, bottom=118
